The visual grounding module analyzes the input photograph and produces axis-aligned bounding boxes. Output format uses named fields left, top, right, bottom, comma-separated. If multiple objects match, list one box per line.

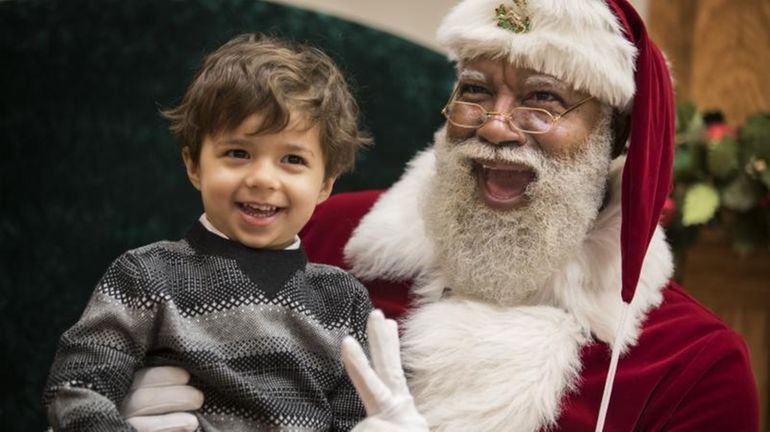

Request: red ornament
left=706, top=123, right=736, bottom=142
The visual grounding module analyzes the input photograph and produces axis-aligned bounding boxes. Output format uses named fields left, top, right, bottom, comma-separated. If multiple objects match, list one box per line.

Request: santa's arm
left=657, top=331, right=759, bottom=431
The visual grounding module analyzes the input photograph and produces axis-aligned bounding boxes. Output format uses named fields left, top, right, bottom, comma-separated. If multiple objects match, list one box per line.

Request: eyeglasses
left=441, top=94, right=594, bottom=135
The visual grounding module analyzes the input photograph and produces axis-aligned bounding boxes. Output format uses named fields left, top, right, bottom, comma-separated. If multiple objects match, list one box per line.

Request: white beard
left=420, top=116, right=613, bottom=306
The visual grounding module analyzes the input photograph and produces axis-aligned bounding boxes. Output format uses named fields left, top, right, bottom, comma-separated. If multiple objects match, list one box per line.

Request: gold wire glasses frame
left=441, top=93, right=594, bottom=135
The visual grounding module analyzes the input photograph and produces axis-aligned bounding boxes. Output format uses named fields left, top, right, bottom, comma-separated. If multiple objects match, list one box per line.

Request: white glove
left=342, top=310, right=429, bottom=432
left=120, top=366, right=203, bottom=432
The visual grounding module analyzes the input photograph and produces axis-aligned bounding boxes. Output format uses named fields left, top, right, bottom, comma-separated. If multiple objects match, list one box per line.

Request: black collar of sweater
left=185, top=221, right=308, bottom=297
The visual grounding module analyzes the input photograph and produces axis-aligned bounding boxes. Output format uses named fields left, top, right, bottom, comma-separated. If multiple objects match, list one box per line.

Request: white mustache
left=450, top=137, right=546, bottom=174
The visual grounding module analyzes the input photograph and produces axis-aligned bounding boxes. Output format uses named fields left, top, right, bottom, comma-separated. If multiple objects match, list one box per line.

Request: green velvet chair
left=0, top=1, right=455, bottom=429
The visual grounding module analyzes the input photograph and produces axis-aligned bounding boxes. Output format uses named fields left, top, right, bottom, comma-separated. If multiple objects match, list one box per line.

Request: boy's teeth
left=244, top=203, right=276, bottom=211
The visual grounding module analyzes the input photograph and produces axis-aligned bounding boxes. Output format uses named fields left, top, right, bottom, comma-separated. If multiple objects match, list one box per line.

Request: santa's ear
left=611, top=110, right=631, bottom=158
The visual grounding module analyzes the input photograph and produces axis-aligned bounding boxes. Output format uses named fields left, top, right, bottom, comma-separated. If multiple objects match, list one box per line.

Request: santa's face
left=444, top=59, right=606, bottom=211
left=422, top=59, right=615, bottom=305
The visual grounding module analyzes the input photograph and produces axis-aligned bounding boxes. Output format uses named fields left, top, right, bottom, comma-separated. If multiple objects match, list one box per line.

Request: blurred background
left=1, top=0, right=768, bottom=430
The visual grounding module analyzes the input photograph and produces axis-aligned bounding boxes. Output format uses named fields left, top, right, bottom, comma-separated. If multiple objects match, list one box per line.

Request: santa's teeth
left=480, top=161, right=529, bottom=172
left=483, top=164, right=520, bottom=172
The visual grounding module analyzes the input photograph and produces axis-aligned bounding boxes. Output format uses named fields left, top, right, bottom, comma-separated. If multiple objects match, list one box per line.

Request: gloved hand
left=120, top=366, right=203, bottom=432
left=342, top=310, right=429, bottom=432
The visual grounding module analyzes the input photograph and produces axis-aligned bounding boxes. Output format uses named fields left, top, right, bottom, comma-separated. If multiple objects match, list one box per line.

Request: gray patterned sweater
left=44, top=222, right=371, bottom=431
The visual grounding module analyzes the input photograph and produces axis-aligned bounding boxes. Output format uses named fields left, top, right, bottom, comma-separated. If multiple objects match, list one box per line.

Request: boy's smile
left=238, top=202, right=282, bottom=225
left=184, top=113, right=335, bottom=249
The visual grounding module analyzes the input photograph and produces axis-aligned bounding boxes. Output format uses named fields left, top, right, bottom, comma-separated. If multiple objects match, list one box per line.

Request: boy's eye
left=225, top=149, right=250, bottom=159
left=282, top=154, right=307, bottom=165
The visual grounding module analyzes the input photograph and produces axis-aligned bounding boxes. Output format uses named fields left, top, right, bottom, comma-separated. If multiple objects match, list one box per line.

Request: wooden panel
left=649, top=0, right=770, bottom=125
left=682, top=228, right=769, bottom=431
left=648, top=0, right=697, bottom=101
left=690, top=0, right=770, bottom=125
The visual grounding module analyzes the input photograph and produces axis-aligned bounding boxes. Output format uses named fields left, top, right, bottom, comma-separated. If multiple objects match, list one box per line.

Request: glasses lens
left=446, top=102, right=485, bottom=128
left=514, top=108, right=554, bottom=134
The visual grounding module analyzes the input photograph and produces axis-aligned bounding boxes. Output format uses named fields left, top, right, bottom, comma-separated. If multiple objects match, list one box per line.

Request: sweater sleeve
left=43, top=253, right=159, bottom=431
left=329, top=276, right=372, bottom=431
left=661, top=330, right=759, bottom=432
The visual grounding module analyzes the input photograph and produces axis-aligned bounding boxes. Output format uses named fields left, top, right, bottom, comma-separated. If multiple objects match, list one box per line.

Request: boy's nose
left=244, top=164, right=280, bottom=190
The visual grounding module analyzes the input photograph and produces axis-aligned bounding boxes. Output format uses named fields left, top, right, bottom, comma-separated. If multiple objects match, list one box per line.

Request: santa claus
left=305, top=0, right=759, bottom=430
left=122, top=0, right=759, bottom=430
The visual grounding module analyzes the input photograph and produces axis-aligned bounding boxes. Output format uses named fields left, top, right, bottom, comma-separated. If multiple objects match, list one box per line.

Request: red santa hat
left=437, top=0, right=675, bottom=304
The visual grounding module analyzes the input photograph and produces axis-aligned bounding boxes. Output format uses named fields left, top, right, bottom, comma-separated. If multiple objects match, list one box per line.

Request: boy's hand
left=342, top=310, right=429, bottom=432
left=121, top=366, right=203, bottom=432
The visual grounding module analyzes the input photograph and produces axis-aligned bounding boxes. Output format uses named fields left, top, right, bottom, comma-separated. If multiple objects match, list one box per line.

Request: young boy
left=44, top=34, right=372, bottom=431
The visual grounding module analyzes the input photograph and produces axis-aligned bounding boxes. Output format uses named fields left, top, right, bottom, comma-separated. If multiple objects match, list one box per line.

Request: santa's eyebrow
left=523, top=75, right=569, bottom=91
left=457, top=69, right=487, bottom=82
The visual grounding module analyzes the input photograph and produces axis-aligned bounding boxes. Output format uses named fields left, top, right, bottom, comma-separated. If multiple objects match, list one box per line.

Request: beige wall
left=265, top=0, right=649, bottom=53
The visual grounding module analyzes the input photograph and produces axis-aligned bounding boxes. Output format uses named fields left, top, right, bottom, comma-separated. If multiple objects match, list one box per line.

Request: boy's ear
left=182, top=147, right=201, bottom=191
left=317, top=177, right=336, bottom=204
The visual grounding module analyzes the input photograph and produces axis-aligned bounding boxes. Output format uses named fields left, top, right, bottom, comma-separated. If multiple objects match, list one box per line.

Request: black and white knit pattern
left=44, top=222, right=371, bottom=431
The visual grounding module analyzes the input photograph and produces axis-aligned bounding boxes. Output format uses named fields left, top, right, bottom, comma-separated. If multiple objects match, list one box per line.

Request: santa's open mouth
left=473, top=159, right=536, bottom=210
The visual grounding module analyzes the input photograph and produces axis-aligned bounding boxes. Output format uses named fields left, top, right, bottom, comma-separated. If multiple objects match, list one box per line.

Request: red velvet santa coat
left=301, top=152, right=759, bottom=431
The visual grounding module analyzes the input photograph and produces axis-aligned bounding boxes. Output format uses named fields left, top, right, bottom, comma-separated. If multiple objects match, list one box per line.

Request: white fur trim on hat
left=437, top=0, right=638, bottom=109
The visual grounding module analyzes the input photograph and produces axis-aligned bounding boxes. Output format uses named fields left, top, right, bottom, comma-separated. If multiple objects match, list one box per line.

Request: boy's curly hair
left=163, top=33, right=370, bottom=179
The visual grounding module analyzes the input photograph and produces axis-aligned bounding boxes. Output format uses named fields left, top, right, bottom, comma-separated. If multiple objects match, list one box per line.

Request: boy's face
left=183, top=113, right=334, bottom=249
